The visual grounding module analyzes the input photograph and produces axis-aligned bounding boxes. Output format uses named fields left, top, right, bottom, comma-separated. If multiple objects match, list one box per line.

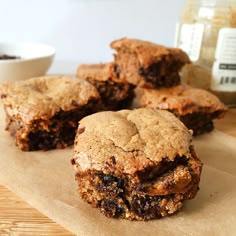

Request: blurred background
left=0, top=0, right=185, bottom=63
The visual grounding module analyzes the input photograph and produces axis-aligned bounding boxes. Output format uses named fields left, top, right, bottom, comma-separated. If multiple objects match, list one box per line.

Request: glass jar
left=175, top=0, right=236, bottom=106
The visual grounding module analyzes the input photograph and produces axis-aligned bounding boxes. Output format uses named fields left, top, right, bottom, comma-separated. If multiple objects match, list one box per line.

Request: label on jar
left=211, top=28, right=236, bottom=92
left=175, top=23, right=204, bottom=62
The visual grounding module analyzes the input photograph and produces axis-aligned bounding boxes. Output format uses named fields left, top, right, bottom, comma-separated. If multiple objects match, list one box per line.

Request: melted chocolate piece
left=131, top=195, right=163, bottom=220
left=137, top=156, right=188, bottom=181
left=99, top=199, right=125, bottom=218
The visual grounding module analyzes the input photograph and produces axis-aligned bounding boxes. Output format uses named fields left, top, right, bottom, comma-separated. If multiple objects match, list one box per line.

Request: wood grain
left=0, top=185, right=74, bottom=236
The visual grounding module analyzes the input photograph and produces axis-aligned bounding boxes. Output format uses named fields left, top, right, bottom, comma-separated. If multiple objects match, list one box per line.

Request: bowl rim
left=0, top=41, right=56, bottom=64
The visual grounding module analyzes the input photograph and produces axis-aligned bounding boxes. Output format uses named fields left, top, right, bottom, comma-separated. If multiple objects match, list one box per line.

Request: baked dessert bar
left=71, top=108, right=202, bottom=220
left=0, top=76, right=101, bottom=151
left=77, top=63, right=135, bottom=110
left=110, top=38, right=190, bottom=88
left=140, top=84, right=227, bottom=135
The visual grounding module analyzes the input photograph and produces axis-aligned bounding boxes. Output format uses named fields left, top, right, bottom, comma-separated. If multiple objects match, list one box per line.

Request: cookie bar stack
left=77, top=37, right=191, bottom=111
left=109, top=38, right=226, bottom=135
left=73, top=38, right=205, bottom=221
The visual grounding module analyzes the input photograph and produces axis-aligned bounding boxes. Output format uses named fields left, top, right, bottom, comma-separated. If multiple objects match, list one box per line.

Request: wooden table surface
left=0, top=108, right=235, bottom=235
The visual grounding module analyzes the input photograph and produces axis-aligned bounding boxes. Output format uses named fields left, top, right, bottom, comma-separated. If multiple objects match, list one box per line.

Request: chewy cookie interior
left=74, top=146, right=201, bottom=220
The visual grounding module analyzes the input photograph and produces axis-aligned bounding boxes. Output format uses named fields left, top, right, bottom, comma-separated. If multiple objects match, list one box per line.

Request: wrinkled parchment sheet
left=0, top=107, right=236, bottom=236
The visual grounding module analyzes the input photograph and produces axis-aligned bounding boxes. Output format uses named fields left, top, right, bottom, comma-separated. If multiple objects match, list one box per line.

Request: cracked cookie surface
left=72, top=108, right=203, bottom=220
left=0, top=76, right=101, bottom=151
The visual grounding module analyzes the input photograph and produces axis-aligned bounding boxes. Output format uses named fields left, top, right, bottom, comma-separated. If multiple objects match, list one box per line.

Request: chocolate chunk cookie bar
left=77, top=63, right=135, bottom=110
left=140, top=84, right=227, bottom=135
left=72, top=108, right=202, bottom=220
left=0, top=76, right=101, bottom=151
left=110, top=38, right=190, bottom=88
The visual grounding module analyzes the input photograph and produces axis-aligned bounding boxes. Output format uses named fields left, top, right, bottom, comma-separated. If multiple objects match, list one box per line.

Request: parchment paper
left=0, top=106, right=236, bottom=236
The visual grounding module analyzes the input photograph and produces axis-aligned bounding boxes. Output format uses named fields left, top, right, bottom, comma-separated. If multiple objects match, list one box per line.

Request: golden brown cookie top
left=141, top=84, right=227, bottom=115
left=73, top=108, right=192, bottom=176
left=110, top=38, right=190, bottom=67
left=77, top=63, right=119, bottom=82
left=0, top=76, right=100, bottom=123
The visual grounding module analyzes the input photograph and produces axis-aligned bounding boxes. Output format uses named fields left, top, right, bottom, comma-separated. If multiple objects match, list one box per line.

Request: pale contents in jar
left=176, top=2, right=236, bottom=106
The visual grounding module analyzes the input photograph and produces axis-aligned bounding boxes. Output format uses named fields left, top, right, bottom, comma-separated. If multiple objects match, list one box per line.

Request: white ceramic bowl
left=0, top=42, right=55, bottom=82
